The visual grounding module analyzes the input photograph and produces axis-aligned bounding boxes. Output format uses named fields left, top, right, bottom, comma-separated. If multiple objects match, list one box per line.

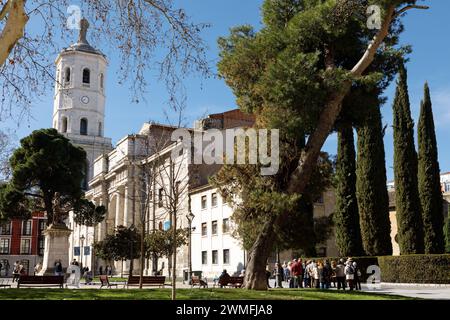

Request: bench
left=191, top=276, right=208, bottom=288
left=218, top=276, right=244, bottom=288
left=0, top=279, right=11, bottom=288
left=17, top=276, right=64, bottom=288
left=126, top=276, right=166, bottom=288
left=99, top=275, right=119, bottom=289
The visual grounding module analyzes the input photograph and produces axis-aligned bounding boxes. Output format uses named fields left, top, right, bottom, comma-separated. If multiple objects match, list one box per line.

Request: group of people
left=270, top=257, right=362, bottom=291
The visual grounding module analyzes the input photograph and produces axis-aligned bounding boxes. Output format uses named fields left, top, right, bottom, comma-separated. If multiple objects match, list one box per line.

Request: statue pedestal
left=38, top=224, right=72, bottom=276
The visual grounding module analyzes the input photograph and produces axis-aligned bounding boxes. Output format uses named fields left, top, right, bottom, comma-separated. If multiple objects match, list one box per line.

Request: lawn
left=0, top=288, right=415, bottom=300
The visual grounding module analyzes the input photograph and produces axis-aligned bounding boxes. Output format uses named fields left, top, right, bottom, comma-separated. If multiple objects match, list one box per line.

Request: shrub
left=378, top=255, right=450, bottom=284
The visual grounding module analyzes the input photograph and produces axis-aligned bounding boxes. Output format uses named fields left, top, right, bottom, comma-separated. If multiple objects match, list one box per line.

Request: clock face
left=81, top=96, right=89, bottom=104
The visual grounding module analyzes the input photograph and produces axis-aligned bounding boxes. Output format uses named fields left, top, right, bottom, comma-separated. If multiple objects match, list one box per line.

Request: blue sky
left=2, top=0, right=450, bottom=181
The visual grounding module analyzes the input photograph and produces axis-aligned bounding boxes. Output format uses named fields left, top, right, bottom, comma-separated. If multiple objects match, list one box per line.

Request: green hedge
left=378, top=255, right=450, bottom=284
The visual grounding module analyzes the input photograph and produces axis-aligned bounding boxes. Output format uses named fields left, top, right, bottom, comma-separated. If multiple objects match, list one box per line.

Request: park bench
left=217, top=276, right=244, bottom=288
left=99, top=275, right=119, bottom=289
left=191, top=276, right=208, bottom=288
left=17, top=275, right=64, bottom=288
left=0, top=279, right=11, bottom=288
left=126, top=276, right=166, bottom=288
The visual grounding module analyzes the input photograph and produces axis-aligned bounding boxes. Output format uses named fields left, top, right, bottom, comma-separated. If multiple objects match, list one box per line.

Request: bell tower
left=53, top=18, right=112, bottom=187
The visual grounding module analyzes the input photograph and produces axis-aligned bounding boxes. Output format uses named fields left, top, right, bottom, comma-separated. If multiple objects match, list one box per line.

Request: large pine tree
left=418, top=82, right=445, bottom=253
left=356, top=101, right=392, bottom=256
left=334, top=122, right=365, bottom=256
left=392, top=63, right=424, bottom=254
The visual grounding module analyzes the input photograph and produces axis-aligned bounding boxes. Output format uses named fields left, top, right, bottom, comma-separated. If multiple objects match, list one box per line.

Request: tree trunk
left=244, top=215, right=277, bottom=290
left=139, top=225, right=145, bottom=289
left=171, top=213, right=177, bottom=300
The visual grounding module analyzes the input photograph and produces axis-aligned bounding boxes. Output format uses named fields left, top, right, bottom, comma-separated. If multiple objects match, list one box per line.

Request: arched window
left=98, top=122, right=102, bottom=136
left=100, top=73, right=104, bottom=90
left=82, top=68, right=90, bottom=84
left=65, top=67, right=71, bottom=84
left=80, top=118, right=88, bottom=135
left=62, top=117, right=68, bottom=133
left=158, top=222, right=163, bottom=231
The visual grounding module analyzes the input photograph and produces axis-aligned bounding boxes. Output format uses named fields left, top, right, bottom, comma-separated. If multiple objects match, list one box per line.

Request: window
left=201, top=251, right=207, bottom=265
left=158, top=221, right=163, bottom=230
left=212, top=250, right=218, bottom=265
left=61, top=116, right=68, bottom=133
left=201, top=195, right=207, bottom=210
left=64, top=67, right=71, bottom=84
left=223, top=249, right=230, bottom=265
left=222, top=218, right=230, bottom=234
left=100, top=73, right=104, bottom=89
left=22, top=220, right=32, bottom=236
left=0, top=222, right=11, bottom=235
left=212, top=221, right=218, bottom=235
left=211, top=193, right=218, bottom=207
left=158, top=188, right=163, bottom=208
left=0, top=239, right=10, bottom=254
left=38, top=220, right=46, bottom=233
left=445, top=182, right=450, bottom=193
left=82, top=68, right=90, bottom=84
left=98, top=122, right=102, bottom=136
left=201, top=223, right=207, bottom=236
left=20, top=239, right=31, bottom=254
left=80, top=118, right=88, bottom=135
left=38, top=237, right=45, bottom=256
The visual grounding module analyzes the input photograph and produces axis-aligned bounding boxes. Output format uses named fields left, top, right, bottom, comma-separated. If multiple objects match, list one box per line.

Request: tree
left=355, top=95, right=392, bottom=256
left=0, top=0, right=208, bottom=121
left=94, top=225, right=141, bottom=277
left=145, top=229, right=187, bottom=260
left=334, top=121, right=364, bottom=257
left=393, top=63, right=424, bottom=254
left=418, top=82, right=445, bottom=254
left=73, top=199, right=106, bottom=227
left=217, top=0, right=426, bottom=289
left=0, top=129, right=15, bottom=179
left=0, top=128, right=98, bottom=225
left=445, top=206, right=450, bottom=254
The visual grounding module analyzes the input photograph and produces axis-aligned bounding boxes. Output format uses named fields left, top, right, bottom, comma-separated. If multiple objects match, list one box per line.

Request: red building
left=0, top=212, right=46, bottom=276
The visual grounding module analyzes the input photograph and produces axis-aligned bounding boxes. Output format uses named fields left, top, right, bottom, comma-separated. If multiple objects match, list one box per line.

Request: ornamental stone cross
left=78, top=18, right=90, bottom=44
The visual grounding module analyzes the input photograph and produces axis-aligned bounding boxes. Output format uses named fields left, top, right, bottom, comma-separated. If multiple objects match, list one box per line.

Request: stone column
left=123, top=185, right=130, bottom=227
left=38, top=224, right=73, bottom=275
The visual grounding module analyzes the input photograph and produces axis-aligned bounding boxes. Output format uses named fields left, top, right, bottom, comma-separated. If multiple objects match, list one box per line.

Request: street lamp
left=79, top=235, right=85, bottom=269
left=186, top=209, right=195, bottom=283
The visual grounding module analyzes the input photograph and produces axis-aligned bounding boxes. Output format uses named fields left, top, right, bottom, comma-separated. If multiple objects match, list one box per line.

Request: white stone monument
left=38, top=224, right=72, bottom=275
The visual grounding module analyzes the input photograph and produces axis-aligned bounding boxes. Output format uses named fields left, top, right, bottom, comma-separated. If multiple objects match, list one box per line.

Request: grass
left=0, top=288, right=415, bottom=300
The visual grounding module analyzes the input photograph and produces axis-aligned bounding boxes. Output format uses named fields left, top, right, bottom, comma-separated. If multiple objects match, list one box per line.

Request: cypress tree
left=418, top=82, right=445, bottom=253
left=392, top=63, right=424, bottom=254
left=356, top=102, right=392, bottom=256
left=334, top=122, right=365, bottom=256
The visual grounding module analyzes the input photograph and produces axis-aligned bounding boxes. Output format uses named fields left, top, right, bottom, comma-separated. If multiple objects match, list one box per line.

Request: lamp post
left=186, top=208, right=195, bottom=283
left=79, top=235, right=85, bottom=269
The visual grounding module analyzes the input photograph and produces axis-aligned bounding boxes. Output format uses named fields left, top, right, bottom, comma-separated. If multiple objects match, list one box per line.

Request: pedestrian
left=287, top=261, right=294, bottom=288
left=311, top=260, right=319, bottom=288
left=265, top=265, right=272, bottom=289
left=353, top=262, right=362, bottom=290
left=34, top=261, right=42, bottom=275
left=303, top=260, right=311, bottom=288
left=318, top=261, right=325, bottom=289
left=54, top=259, right=63, bottom=276
left=12, top=261, right=20, bottom=282
left=99, top=265, right=103, bottom=275
left=336, top=259, right=346, bottom=290
left=345, top=258, right=355, bottom=291
left=331, top=260, right=337, bottom=288
left=323, top=260, right=332, bottom=289
left=275, top=262, right=283, bottom=288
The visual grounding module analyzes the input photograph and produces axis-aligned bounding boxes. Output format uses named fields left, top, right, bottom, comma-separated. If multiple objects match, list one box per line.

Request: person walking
left=336, top=259, right=346, bottom=290
left=54, top=259, right=63, bottom=276
left=291, top=259, right=303, bottom=289
left=12, top=261, right=20, bottom=282
left=265, top=265, right=272, bottom=289
left=275, top=262, right=284, bottom=288
left=286, top=261, right=294, bottom=288
left=331, top=260, right=337, bottom=288
left=303, top=260, right=312, bottom=288
left=345, top=258, right=355, bottom=291
left=317, top=261, right=325, bottom=289
left=312, top=260, right=319, bottom=289
left=353, top=262, right=362, bottom=290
